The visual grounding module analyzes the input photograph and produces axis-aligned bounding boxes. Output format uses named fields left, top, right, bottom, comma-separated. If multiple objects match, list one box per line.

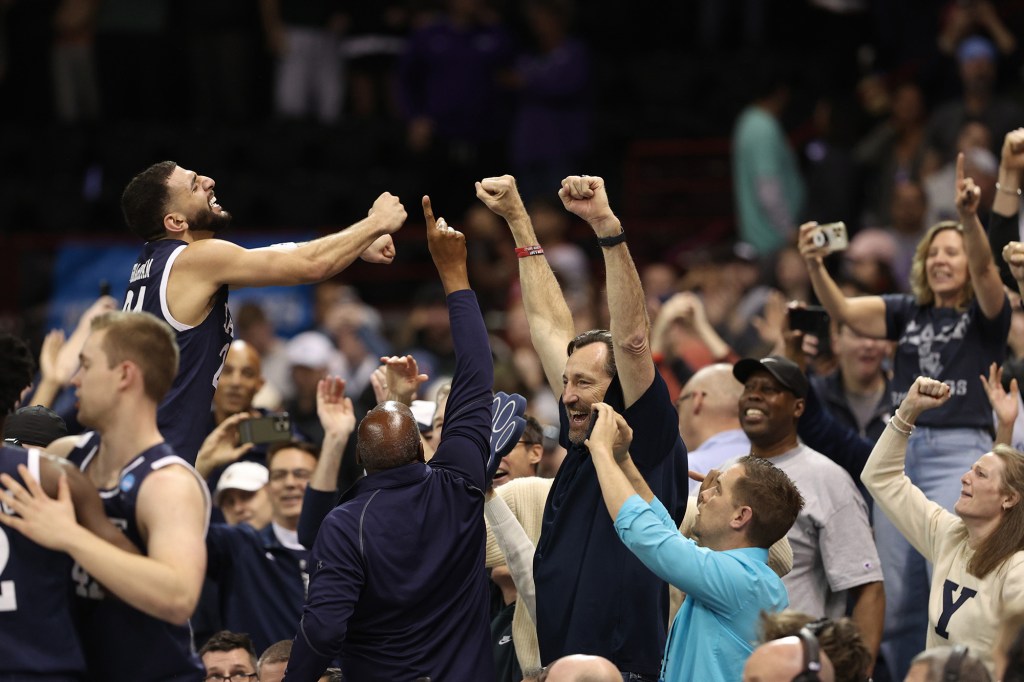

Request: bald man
left=742, top=636, right=835, bottom=682
left=538, top=654, right=620, bottom=681
left=284, top=198, right=496, bottom=681
left=196, top=340, right=273, bottom=480
left=676, top=363, right=749, bottom=495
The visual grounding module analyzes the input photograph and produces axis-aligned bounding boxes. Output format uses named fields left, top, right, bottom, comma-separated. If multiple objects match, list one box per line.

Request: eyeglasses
left=268, top=468, right=312, bottom=482
left=676, top=390, right=706, bottom=405
left=204, top=673, right=257, bottom=682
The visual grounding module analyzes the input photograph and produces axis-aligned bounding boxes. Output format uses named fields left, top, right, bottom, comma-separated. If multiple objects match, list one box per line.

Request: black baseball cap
left=732, top=356, right=809, bottom=399
left=3, top=405, right=68, bottom=447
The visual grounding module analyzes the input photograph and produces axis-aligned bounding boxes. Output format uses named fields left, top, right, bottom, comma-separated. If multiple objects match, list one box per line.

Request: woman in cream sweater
left=862, top=375, right=1024, bottom=670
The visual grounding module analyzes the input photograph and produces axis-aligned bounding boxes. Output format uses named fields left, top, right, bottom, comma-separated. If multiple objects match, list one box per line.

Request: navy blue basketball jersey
left=0, top=446, right=86, bottom=680
left=124, top=239, right=233, bottom=463
left=68, top=433, right=210, bottom=681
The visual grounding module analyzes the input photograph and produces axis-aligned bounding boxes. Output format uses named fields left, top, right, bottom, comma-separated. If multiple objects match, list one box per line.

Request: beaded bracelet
left=888, top=419, right=912, bottom=437
left=996, top=182, right=1022, bottom=197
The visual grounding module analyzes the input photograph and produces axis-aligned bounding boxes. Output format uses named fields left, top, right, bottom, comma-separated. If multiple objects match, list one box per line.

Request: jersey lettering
left=0, top=532, right=16, bottom=611
left=934, top=579, right=977, bottom=639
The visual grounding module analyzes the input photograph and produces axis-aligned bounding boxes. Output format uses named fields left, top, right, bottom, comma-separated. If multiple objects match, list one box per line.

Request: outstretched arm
left=559, top=176, right=653, bottom=407
left=476, top=176, right=574, bottom=397
left=166, top=193, right=408, bottom=325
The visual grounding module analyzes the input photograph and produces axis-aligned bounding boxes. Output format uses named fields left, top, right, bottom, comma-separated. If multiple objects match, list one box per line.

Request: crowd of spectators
left=4, top=1, right=1024, bottom=681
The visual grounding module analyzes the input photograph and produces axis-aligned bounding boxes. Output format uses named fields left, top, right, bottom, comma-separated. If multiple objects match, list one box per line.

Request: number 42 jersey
left=0, top=445, right=85, bottom=680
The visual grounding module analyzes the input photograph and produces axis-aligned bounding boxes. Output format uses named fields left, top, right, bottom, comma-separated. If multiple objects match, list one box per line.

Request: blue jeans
left=874, top=425, right=991, bottom=681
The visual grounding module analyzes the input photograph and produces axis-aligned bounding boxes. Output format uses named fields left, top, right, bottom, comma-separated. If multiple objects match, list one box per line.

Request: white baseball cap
left=215, top=461, right=269, bottom=505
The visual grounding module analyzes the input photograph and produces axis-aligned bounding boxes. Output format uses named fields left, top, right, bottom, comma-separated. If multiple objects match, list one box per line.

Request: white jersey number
left=0, top=532, right=16, bottom=611
left=123, top=286, right=146, bottom=313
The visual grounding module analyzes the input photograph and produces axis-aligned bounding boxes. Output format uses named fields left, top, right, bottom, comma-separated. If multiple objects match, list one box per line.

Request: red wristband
left=516, top=245, right=545, bottom=258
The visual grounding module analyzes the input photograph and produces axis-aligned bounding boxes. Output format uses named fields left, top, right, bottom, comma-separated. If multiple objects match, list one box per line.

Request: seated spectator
left=810, top=318, right=893, bottom=443
left=215, top=461, right=272, bottom=529
left=258, top=640, right=291, bottom=682
left=2, top=404, right=68, bottom=447
left=493, top=415, right=544, bottom=487
left=905, top=645, right=992, bottom=682
left=742, top=630, right=836, bottom=682
left=589, top=401, right=803, bottom=680
left=758, top=611, right=872, bottom=682
left=200, top=630, right=258, bottom=681
left=677, top=363, right=749, bottom=493
left=284, top=332, right=342, bottom=447
left=534, top=654, right=620, bottom=682
left=925, top=35, right=1022, bottom=167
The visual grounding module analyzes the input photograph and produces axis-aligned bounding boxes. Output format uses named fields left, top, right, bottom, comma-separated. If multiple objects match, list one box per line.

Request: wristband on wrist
left=596, top=228, right=626, bottom=248
left=996, top=182, right=1022, bottom=197
left=515, top=245, right=545, bottom=258
left=888, top=419, right=912, bottom=437
left=891, top=410, right=915, bottom=433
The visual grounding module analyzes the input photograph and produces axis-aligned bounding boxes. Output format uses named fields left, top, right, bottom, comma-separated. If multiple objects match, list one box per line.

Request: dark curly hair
left=121, top=160, right=177, bottom=241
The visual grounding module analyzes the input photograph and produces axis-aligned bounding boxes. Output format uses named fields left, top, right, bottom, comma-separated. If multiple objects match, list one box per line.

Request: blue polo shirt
left=615, top=495, right=787, bottom=681
left=534, top=368, right=689, bottom=674
left=285, top=289, right=494, bottom=681
left=206, top=522, right=308, bottom=653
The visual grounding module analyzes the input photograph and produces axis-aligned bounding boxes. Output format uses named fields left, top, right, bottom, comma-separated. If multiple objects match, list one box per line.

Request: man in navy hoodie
left=284, top=197, right=495, bottom=681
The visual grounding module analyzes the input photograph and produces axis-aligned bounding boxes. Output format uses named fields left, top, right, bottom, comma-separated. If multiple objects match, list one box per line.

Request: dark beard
left=192, top=206, right=233, bottom=234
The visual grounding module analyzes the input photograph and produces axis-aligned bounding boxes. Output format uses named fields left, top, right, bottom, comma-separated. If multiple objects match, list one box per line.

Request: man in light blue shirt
left=585, top=402, right=804, bottom=682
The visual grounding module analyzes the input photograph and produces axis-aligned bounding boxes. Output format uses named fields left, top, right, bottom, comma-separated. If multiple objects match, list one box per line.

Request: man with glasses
left=204, top=440, right=322, bottom=653
left=200, top=630, right=258, bottom=681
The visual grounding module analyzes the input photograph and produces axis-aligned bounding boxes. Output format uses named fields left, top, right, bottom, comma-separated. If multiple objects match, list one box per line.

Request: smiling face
left=692, top=463, right=745, bottom=549
left=267, top=448, right=316, bottom=527
left=738, top=370, right=803, bottom=451
left=925, top=228, right=969, bottom=305
left=166, top=165, right=232, bottom=233
left=956, top=452, right=1019, bottom=521
left=494, top=439, right=542, bottom=486
left=214, top=341, right=264, bottom=418
left=562, top=342, right=614, bottom=445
